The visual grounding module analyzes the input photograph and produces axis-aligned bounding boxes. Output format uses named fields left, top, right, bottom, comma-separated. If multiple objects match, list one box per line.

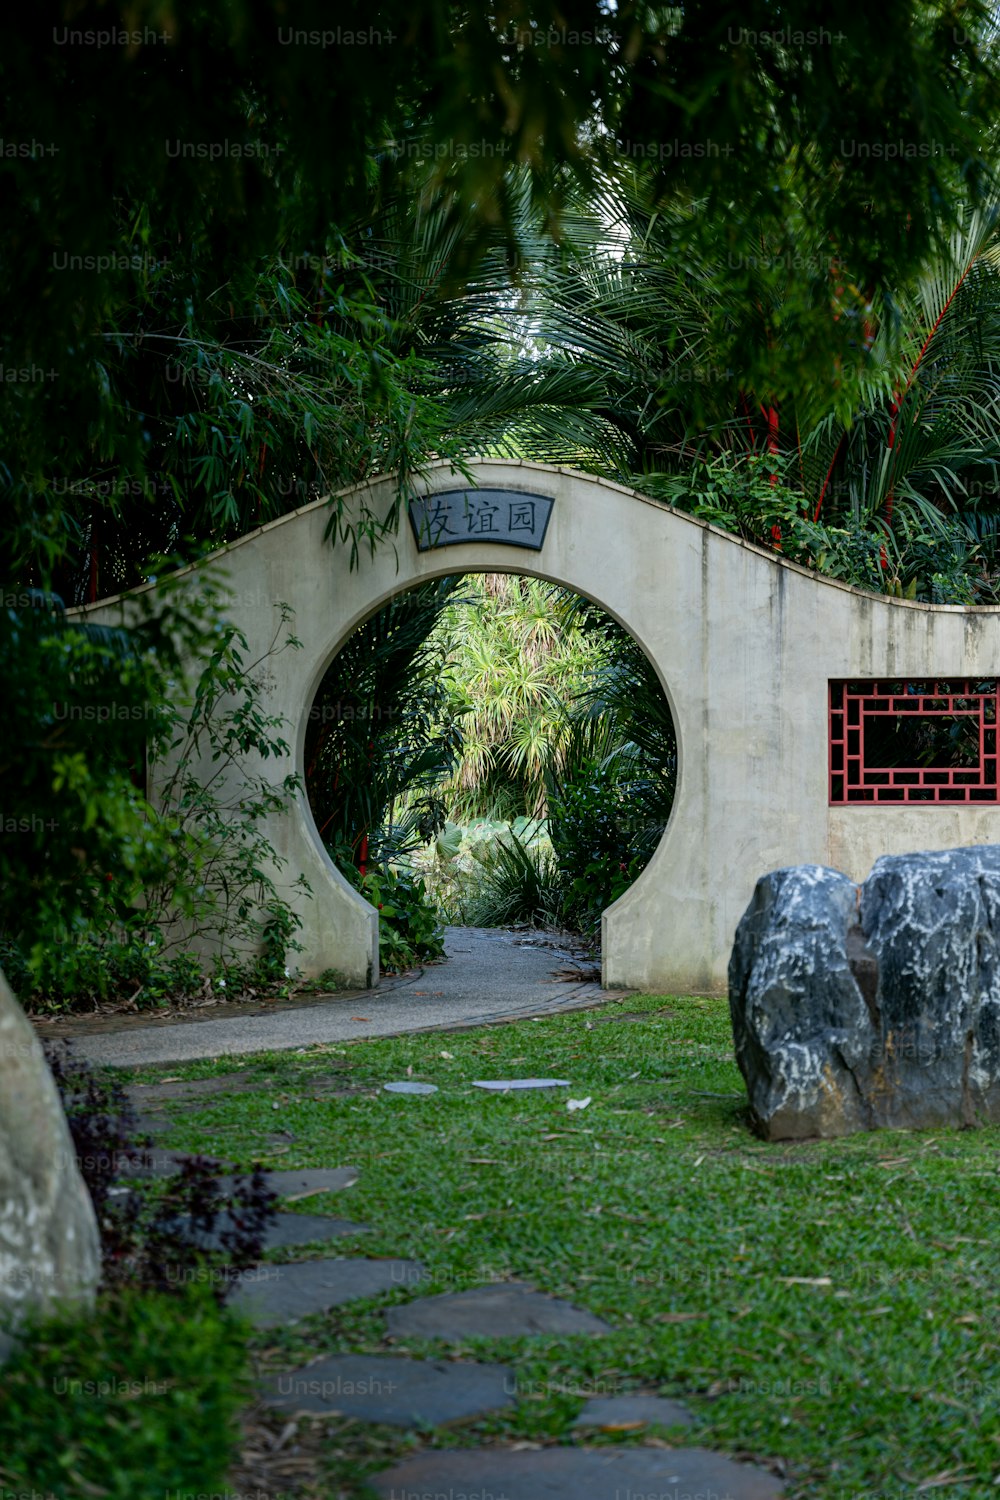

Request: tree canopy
left=3, top=1, right=1000, bottom=587
left=4, top=2, right=1000, bottom=956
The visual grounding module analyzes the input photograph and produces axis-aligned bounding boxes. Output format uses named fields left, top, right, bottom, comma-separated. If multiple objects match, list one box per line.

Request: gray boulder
left=729, top=847, right=1000, bottom=1139
left=0, top=968, right=101, bottom=1353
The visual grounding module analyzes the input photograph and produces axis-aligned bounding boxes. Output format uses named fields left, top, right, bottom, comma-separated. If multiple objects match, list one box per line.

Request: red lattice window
left=829, top=680, right=999, bottom=804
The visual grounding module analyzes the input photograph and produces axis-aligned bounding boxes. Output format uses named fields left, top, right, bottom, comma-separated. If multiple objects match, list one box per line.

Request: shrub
left=365, top=866, right=446, bottom=971
left=546, top=763, right=641, bottom=937
left=336, top=857, right=445, bottom=971
left=0, top=1285, right=250, bottom=1499
left=2, top=587, right=309, bottom=1012
left=461, top=821, right=565, bottom=928
left=44, top=1040, right=278, bottom=1300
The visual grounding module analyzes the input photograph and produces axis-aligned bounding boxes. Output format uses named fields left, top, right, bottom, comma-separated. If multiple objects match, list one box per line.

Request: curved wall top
left=82, top=459, right=1000, bottom=993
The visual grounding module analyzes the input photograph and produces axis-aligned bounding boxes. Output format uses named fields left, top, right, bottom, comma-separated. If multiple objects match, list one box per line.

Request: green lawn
left=125, top=994, right=1000, bottom=1498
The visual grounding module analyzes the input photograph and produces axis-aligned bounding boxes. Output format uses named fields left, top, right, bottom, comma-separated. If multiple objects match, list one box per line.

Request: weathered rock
left=0, top=969, right=101, bottom=1350
left=729, top=848, right=1000, bottom=1138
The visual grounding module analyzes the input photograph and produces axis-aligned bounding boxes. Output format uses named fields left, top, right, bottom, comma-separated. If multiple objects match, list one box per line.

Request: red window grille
left=829, top=679, right=999, bottom=805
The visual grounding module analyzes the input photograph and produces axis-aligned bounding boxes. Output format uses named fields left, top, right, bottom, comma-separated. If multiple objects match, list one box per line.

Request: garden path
left=129, top=1096, right=785, bottom=1499
left=100, top=949, right=787, bottom=1498
left=45, top=926, right=619, bottom=1068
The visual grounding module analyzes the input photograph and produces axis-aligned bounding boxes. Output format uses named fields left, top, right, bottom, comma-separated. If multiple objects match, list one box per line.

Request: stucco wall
left=80, top=460, right=1000, bottom=994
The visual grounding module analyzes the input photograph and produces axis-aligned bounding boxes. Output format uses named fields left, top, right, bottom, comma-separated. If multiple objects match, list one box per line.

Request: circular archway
left=301, top=569, right=678, bottom=975
left=85, top=454, right=986, bottom=996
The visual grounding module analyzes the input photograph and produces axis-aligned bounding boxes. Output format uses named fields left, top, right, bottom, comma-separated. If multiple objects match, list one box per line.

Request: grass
left=117, top=994, right=1000, bottom=1499
left=0, top=1286, right=250, bottom=1498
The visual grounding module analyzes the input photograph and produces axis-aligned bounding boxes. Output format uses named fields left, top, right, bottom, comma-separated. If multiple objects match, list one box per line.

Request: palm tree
left=432, top=574, right=605, bottom=822
left=487, top=164, right=1000, bottom=602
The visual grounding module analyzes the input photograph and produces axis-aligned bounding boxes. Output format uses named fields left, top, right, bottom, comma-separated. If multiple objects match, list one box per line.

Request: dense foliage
left=44, top=1039, right=278, bottom=1299
left=5, top=1, right=999, bottom=591
left=0, top=1287, right=250, bottom=1497
left=0, top=1042, right=272, bottom=1495
left=306, top=575, right=677, bottom=944
left=509, top=184, right=1000, bottom=603
left=4, top=4, right=1000, bottom=986
left=1, top=582, right=307, bottom=1010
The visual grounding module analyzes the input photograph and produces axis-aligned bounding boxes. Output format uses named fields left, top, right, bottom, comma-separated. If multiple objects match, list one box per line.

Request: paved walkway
left=63, top=927, right=621, bottom=1069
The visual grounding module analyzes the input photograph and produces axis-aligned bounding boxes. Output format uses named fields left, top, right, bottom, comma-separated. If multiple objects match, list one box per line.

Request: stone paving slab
left=471, top=1078, right=571, bottom=1091
left=383, top=1081, right=439, bottom=1095
left=130, top=1112, right=172, bottom=1138
left=573, top=1394, right=694, bottom=1429
left=119, top=1147, right=237, bottom=1179
left=219, top=1166, right=359, bottom=1198
left=229, top=1257, right=426, bottom=1328
left=386, top=1282, right=611, bottom=1339
left=260, top=1353, right=516, bottom=1426
left=166, top=1212, right=369, bottom=1251
left=127, top=1072, right=256, bottom=1103
left=370, top=1446, right=784, bottom=1499
left=114, top=1160, right=360, bottom=1212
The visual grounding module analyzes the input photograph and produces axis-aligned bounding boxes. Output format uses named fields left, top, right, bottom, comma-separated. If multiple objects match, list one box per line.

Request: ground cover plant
left=0, top=1042, right=273, bottom=1498
left=0, top=1286, right=250, bottom=1499
left=2, top=590, right=308, bottom=1014
left=109, top=996, right=1000, bottom=1499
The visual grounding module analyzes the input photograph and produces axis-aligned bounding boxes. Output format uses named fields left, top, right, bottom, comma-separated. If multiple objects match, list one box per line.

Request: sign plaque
left=408, top=489, right=554, bottom=552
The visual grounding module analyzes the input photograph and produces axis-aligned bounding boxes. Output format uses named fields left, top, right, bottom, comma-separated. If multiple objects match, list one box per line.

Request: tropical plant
left=460, top=820, right=565, bottom=928
left=359, top=865, right=446, bottom=971
left=305, top=577, right=467, bottom=876
left=544, top=604, right=678, bottom=934
left=1, top=582, right=309, bottom=1009
left=10, top=0, right=992, bottom=593
left=487, top=166, right=1000, bottom=604
left=431, top=573, right=611, bottom=820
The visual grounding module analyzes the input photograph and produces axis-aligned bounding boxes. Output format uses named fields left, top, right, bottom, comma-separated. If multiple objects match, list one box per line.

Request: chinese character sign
left=409, top=490, right=554, bottom=551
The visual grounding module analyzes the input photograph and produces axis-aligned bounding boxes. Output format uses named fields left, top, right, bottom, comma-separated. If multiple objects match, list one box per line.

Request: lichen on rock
left=729, top=846, right=1000, bottom=1139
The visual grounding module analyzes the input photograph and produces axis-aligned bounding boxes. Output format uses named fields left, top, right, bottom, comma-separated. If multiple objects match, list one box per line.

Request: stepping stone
left=229, top=1257, right=426, bottom=1328
left=383, top=1081, right=438, bottom=1095
left=129, top=1112, right=172, bottom=1138
left=260, top=1353, right=515, bottom=1426
left=370, top=1447, right=784, bottom=1499
left=588, top=1011, right=652, bottom=1025
left=164, top=1212, right=369, bottom=1251
left=573, top=1394, right=694, bottom=1429
left=386, top=1282, right=611, bottom=1339
left=472, top=1079, right=570, bottom=1091
left=120, top=1147, right=236, bottom=1179
left=218, top=1166, right=359, bottom=1198
left=128, top=1072, right=255, bottom=1104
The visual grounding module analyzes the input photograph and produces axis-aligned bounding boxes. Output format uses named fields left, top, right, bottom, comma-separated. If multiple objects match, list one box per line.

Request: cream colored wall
left=80, top=460, right=1000, bottom=994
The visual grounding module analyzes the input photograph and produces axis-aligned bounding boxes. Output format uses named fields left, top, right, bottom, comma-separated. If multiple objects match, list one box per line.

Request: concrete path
left=63, top=927, right=621, bottom=1069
